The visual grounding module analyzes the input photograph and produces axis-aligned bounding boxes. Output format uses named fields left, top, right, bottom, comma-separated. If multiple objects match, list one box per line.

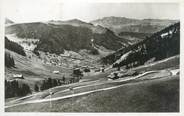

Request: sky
left=4, top=0, right=180, bottom=23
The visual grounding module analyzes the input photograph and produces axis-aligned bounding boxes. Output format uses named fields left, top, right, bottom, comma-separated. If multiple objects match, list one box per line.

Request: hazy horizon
left=4, top=0, right=180, bottom=23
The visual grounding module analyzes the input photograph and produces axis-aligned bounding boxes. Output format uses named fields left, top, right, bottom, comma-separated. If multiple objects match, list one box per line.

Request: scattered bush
left=73, top=68, right=83, bottom=77
left=34, top=84, right=39, bottom=92
left=84, top=68, right=90, bottom=72
left=89, top=48, right=99, bottom=55
left=33, top=49, right=40, bottom=56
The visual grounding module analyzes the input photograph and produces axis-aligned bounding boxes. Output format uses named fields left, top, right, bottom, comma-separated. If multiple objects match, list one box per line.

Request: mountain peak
left=102, top=16, right=133, bottom=20
left=67, top=19, right=83, bottom=22
left=5, top=18, right=14, bottom=24
left=64, top=19, right=87, bottom=25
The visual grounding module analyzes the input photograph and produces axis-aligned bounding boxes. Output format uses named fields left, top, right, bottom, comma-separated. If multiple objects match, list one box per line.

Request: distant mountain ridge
left=48, top=19, right=107, bottom=34
left=91, top=17, right=140, bottom=25
left=91, top=16, right=178, bottom=34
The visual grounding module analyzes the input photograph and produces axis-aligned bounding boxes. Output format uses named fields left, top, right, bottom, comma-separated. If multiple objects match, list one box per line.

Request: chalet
left=52, top=70, right=60, bottom=74
left=12, top=74, right=24, bottom=79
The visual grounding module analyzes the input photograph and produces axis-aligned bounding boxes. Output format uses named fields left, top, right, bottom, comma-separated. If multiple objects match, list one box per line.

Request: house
left=52, top=70, right=60, bottom=74
left=12, top=74, right=24, bottom=79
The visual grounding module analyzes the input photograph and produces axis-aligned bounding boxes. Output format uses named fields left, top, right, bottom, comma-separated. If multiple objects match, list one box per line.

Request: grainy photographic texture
left=4, top=1, right=180, bottom=112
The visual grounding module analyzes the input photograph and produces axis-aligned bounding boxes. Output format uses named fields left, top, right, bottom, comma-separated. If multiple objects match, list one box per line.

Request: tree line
left=5, top=69, right=83, bottom=98
left=5, top=52, right=15, bottom=68
left=35, top=69, right=83, bottom=91
left=5, top=80, right=31, bottom=98
left=5, top=76, right=80, bottom=98
left=35, top=76, right=80, bottom=92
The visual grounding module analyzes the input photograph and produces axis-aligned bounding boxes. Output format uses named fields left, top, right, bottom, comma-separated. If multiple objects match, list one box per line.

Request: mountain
left=5, top=18, right=14, bottom=24
left=91, top=17, right=140, bottom=27
left=5, top=20, right=127, bottom=55
left=101, top=22, right=180, bottom=68
left=91, top=17, right=178, bottom=34
left=49, top=19, right=94, bottom=28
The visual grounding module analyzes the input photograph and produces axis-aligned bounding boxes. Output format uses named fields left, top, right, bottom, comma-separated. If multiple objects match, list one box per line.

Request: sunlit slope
left=5, top=49, right=72, bottom=81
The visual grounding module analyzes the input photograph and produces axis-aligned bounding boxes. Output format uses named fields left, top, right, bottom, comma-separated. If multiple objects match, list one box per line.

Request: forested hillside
left=6, top=21, right=126, bottom=55
left=101, top=22, right=180, bottom=68
left=5, top=36, right=26, bottom=56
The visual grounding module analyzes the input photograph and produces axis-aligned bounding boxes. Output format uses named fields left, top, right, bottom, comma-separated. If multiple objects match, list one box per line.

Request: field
left=5, top=75, right=179, bottom=112
left=134, top=55, right=179, bottom=72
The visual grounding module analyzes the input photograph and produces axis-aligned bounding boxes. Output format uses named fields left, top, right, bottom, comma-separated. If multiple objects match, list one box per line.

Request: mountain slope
left=6, top=20, right=126, bottom=55
left=101, top=22, right=180, bottom=68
